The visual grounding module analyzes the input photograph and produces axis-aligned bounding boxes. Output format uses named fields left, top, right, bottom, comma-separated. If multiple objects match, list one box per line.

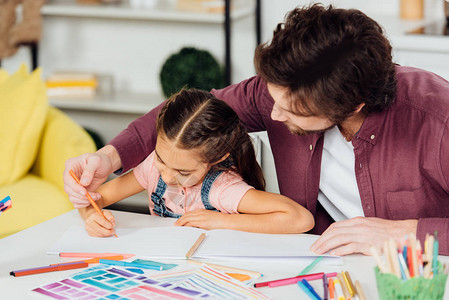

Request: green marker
left=298, top=256, right=324, bottom=276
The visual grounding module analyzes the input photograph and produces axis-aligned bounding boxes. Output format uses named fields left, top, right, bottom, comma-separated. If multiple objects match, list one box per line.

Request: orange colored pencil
left=69, top=170, right=117, bottom=238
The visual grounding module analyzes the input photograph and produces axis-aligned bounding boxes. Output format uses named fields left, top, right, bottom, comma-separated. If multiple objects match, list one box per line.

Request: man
left=64, top=4, right=449, bottom=255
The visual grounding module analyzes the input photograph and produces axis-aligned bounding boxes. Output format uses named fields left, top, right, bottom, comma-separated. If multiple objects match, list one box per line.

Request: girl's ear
left=215, top=153, right=230, bottom=164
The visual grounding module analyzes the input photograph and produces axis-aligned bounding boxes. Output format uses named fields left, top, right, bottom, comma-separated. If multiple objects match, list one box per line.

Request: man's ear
left=354, top=103, right=365, bottom=114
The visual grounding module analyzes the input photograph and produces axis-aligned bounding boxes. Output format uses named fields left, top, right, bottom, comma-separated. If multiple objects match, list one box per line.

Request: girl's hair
left=156, top=88, right=265, bottom=191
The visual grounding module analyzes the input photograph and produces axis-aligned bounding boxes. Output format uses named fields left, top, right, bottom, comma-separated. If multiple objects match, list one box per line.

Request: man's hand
left=175, top=209, right=226, bottom=230
left=310, top=217, right=418, bottom=256
left=63, top=152, right=113, bottom=208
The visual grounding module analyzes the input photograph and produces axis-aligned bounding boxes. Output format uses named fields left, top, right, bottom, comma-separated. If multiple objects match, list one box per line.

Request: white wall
left=261, top=0, right=444, bottom=42
left=2, top=3, right=257, bottom=94
left=2, top=0, right=445, bottom=90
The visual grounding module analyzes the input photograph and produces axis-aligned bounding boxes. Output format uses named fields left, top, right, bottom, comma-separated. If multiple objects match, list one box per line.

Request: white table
left=0, top=210, right=447, bottom=299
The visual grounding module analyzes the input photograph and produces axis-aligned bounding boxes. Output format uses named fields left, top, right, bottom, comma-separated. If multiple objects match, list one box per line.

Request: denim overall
left=151, top=168, right=226, bottom=218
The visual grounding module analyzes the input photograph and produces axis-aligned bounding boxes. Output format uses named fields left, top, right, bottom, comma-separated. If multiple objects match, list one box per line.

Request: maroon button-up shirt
left=110, top=66, right=449, bottom=254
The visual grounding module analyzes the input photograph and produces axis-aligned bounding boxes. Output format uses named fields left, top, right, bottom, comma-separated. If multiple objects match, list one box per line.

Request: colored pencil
left=383, top=240, right=392, bottom=274
left=370, top=246, right=388, bottom=273
left=397, top=253, right=410, bottom=280
left=410, top=234, right=419, bottom=277
left=337, top=273, right=350, bottom=300
left=424, top=235, right=434, bottom=278
left=416, top=241, right=424, bottom=276
left=185, top=233, right=206, bottom=259
left=354, top=280, right=367, bottom=300
left=187, top=259, right=262, bottom=277
left=343, top=271, right=355, bottom=297
left=389, top=238, right=401, bottom=278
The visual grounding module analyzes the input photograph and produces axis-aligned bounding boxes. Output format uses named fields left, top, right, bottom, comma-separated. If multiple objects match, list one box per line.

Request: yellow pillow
left=0, top=69, right=8, bottom=84
left=0, top=65, right=48, bottom=186
left=32, top=107, right=96, bottom=190
left=0, top=174, right=74, bottom=239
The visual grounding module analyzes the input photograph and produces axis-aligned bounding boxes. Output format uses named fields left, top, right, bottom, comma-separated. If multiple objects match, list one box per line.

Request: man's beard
left=286, top=122, right=337, bottom=136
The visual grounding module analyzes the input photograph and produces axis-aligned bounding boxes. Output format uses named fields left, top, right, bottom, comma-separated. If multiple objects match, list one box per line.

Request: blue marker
left=126, top=268, right=144, bottom=274
left=99, top=259, right=162, bottom=271
left=132, top=259, right=177, bottom=270
left=301, top=279, right=322, bottom=300
left=297, top=280, right=321, bottom=300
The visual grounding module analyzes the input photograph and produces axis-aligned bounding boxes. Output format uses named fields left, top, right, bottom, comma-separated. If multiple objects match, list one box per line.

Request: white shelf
left=42, top=0, right=254, bottom=23
left=49, top=91, right=164, bottom=114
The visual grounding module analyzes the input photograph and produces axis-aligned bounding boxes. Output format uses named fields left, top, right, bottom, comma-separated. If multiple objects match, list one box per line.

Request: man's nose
left=271, top=106, right=287, bottom=122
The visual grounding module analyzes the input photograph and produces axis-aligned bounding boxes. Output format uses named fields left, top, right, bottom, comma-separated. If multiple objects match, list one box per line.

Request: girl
left=79, top=89, right=314, bottom=237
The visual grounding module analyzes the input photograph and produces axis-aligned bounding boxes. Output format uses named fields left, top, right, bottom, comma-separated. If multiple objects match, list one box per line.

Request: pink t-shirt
left=133, top=151, right=254, bottom=215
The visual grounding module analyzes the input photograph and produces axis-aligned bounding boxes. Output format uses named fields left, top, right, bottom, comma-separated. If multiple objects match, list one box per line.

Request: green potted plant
left=160, top=47, right=224, bottom=98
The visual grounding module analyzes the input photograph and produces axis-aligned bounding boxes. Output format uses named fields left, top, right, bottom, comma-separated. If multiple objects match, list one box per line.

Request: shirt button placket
left=355, top=147, right=375, bottom=217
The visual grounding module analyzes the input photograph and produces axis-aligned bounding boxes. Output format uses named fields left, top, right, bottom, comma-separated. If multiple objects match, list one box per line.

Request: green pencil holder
left=375, top=264, right=448, bottom=300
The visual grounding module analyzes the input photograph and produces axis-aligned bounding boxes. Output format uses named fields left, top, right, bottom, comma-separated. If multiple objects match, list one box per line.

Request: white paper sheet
left=47, top=225, right=342, bottom=264
left=47, top=225, right=203, bottom=258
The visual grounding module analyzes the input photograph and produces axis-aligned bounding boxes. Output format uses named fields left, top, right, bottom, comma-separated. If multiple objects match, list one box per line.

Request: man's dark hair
left=254, top=4, right=397, bottom=123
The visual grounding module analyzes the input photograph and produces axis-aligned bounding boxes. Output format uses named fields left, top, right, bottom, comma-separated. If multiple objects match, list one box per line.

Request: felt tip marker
left=10, top=262, right=88, bottom=277
left=99, top=259, right=163, bottom=270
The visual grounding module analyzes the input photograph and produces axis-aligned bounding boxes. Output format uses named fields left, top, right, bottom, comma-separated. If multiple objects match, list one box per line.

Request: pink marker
left=59, top=252, right=135, bottom=259
left=268, top=272, right=338, bottom=288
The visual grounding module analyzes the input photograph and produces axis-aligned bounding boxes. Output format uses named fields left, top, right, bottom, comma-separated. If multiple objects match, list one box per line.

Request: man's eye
left=178, top=172, right=190, bottom=177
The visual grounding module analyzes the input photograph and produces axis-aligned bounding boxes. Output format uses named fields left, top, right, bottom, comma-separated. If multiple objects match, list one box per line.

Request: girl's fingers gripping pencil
left=69, top=170, right=118, bottom=238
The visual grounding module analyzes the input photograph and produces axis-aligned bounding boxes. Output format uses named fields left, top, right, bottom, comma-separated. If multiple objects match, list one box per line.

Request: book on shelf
left=46, top=71, right=98, bottom=98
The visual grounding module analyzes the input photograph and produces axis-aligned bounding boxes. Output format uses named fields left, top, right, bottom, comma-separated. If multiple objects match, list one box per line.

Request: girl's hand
left=84, top=210, right=116, bottom=237
left=175, top=209, right=226, bottom=230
